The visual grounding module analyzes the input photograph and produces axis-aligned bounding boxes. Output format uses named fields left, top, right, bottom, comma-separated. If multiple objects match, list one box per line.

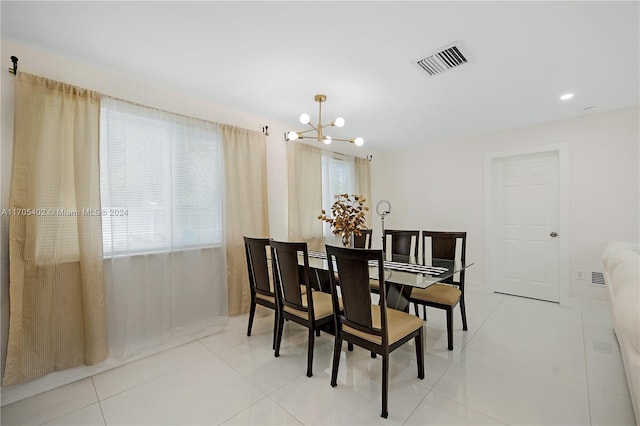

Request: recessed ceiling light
left=560, top=93, right=574, bottom=101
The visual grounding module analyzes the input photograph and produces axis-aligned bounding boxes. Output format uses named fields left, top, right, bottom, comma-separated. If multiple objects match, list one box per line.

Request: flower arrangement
left=318, top=194, right=369, bottom=247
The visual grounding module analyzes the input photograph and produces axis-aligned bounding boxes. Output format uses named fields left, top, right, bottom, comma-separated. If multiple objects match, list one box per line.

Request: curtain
left=3, top=73, right=107, bottom=385
left=100, top=98, right=228, bottom=359
left=355, top=156, right=372, bottom=228
left=223, top=125, right=269, bottom=315
left=288, top=143, right=323, bottom=251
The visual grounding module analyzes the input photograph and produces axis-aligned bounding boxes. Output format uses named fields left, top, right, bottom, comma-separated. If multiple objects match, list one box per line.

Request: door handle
left=550, top=231, right=558, bottom=238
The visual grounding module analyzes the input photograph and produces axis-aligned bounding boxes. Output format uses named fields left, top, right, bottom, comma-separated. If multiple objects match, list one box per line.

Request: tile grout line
left=581, top=308, right=594, bottom=426
left=91, top=376, right=108, bottom=426
left=215, top=396, right=270, bottom=425
left=402, top=296, right=502, bottom=425
left=461, top=296, right=594, bottom=386
left=29, top=379, right=102, bottom=426
left=93, top=347, right=218, bottom=404
left=264, top=394, right=306, bottom=426
left=209, top=320, right=315, bottom=425
left=199, top=331, right=283, bottom=423
left=427, top=294, right=524, bottom=424
left=425, top=391, right=509, bottom=425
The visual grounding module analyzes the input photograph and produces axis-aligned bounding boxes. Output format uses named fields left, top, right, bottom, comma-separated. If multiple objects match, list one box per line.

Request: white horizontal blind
left=100, top=98, right=223, bottom=255
left=322, top=151, right=356, bottom=205
left=321, top=151, right=356, bottom=240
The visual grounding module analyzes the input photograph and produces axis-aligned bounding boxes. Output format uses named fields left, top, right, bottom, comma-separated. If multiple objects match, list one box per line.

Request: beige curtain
left=223, top=125, right=269, bottom=316
left=355, top=156, right=372, bottom=228
left=3, top=73, right=107, bottom=385
left=287, top=142, right=323, bottom=250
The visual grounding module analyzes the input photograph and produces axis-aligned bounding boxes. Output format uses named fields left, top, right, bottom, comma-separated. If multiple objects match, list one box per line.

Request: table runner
left=306, top=250, right=449, bottom=276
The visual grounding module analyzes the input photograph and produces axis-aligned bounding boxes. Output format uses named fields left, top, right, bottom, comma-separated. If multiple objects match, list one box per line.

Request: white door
left=492, top=151, right=560, bottom=302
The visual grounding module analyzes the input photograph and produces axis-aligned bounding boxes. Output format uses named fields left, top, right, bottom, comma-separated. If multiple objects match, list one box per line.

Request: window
left=321, top=151, right=356, bottom=238
left=100, top=98, right=223, bottom=255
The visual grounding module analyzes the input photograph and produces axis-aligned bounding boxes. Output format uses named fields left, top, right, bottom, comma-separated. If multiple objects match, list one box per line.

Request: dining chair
left=383, top=229, right=420, bottom=257
left=372, top=229, right=420, bottom=294
left=244, top=236, right=278, bottom=349
left=270, top=240, right=338, bottom=377
left=409, top=231, right=467, bottom=350
left=326, top=244, right=425, bottom=419
left=334, top=229, right=378, bottom=292
left=353, top=228, right=373, bottom=249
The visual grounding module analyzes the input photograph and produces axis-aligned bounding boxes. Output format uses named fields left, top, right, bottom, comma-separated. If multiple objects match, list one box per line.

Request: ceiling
left=1, top=1, right=638, bottom=152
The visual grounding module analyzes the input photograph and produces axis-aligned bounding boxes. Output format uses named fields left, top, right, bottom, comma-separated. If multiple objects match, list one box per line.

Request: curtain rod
left=5, top=55, right=269, bottom=136
left=8, top=56, right=18, bottom=74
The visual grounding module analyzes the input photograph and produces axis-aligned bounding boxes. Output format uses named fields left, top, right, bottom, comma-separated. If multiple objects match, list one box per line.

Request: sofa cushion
left=610, top=254, right=640, bottom=298
left=613, top=269, right=640, bottom=353
left=602, top=242, right=633, bottom=268
left=605, top=247, right=639, bottom=275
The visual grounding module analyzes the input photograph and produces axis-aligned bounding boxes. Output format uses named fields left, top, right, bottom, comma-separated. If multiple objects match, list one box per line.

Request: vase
left=341, top=233, right=351, bottom=248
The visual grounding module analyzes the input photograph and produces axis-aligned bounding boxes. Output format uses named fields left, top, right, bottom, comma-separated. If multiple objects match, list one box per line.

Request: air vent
left=415, top=42, right=471, bottom=76
left=592, top=271, right=606, bottom=286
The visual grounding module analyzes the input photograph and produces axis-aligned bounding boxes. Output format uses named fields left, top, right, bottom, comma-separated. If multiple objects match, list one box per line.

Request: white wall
left=371, top=107, right=640, bottom=299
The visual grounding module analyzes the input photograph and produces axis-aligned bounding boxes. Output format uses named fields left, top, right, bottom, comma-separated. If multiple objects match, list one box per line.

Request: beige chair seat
left=343, top=305, right=423, bottom=345
left=257, top=285, right=306, bottom=304
left=255, top=292, right=275, bottom=304
left=369, top=279, right=380, bottom=291
left=284, top=291, right=342, bottom=320
left=410, top=284, right=461, bottom=306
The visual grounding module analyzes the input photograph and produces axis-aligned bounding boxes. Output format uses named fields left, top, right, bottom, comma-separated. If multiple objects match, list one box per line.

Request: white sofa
left=601, top=242, right=640, bottom=423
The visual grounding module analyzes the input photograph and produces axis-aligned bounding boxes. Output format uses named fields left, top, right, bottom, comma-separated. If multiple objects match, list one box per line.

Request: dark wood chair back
left=422, top=231, right=467, bottom=289
left=326, top=245, right=386, bottom=344
left=353, top=228, right=373, bottom=249
left=244, top=236, right=279, bottom=346
left=244, top=236, right=274, bottom=298
left=326, top=244, right=425, bottom=418
left=270, top=240, right=313, bottom=317
left=383, top=229, right=420, bottom=257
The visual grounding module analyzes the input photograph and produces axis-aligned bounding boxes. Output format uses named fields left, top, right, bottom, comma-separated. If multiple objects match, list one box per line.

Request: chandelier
left=285, top=94, right=364, bottom=146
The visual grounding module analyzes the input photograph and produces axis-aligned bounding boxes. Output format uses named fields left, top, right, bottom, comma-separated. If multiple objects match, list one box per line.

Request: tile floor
left=1, top=291, right=636, bottom=425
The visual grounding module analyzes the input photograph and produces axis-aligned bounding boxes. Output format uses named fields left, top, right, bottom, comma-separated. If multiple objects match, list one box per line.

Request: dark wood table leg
left=385, top=283, right=413, bottom=312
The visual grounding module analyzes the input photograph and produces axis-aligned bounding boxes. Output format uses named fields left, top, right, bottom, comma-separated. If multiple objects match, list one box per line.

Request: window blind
left=100, top=98, right=223, bottom=256
left=322, top=151, right=356, bottom=207
left=321, top=151, right=356, bottom=240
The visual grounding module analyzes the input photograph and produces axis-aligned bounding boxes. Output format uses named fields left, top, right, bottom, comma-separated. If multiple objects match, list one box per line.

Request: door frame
left=484, top=144, right=570, bottom=305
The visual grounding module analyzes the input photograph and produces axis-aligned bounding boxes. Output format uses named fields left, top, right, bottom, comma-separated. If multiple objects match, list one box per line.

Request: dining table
left=302, top=247, right=474, bottom=313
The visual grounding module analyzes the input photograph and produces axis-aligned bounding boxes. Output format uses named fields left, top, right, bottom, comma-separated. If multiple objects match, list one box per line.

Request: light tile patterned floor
left=1, top=291, right=636, bottom=425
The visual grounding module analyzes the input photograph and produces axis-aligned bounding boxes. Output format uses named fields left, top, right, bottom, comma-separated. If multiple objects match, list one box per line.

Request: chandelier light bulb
left=289, top=95, right=363, bottom=147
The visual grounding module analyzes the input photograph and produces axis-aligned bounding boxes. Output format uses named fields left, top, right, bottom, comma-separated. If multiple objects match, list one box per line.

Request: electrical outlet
left=576, top=270, right=584, bottom=280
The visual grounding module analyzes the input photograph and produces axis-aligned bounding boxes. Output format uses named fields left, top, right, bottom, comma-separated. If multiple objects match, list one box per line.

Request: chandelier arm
left=329, top=138, right=356, bottom=143
left=296, top=128, right=317, bottom=135
left=297, top=135, right=327, bottom=139
left=291, top=94, right=363, bottom=146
